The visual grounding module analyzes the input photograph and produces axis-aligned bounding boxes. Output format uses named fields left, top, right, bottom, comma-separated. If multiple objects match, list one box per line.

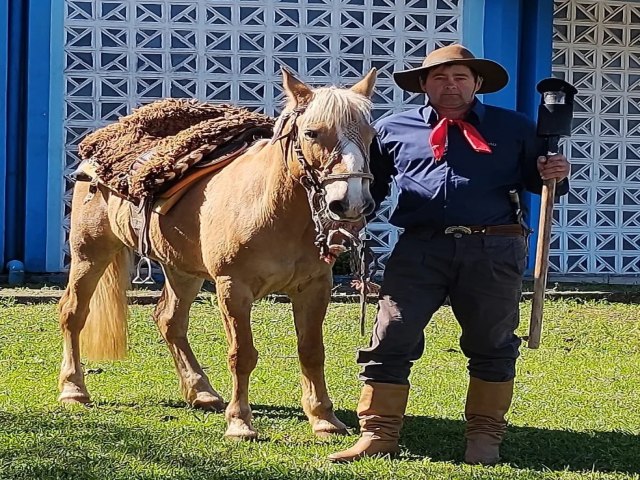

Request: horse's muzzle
left=328, top=199, right=370, bottom=221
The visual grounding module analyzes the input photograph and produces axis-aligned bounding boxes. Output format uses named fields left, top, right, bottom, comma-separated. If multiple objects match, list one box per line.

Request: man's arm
left=368, top=132, right=396, bottom=216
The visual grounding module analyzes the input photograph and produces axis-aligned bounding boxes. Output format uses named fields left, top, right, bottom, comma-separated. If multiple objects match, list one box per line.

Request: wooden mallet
left=528, top=78, right=577, bottom=349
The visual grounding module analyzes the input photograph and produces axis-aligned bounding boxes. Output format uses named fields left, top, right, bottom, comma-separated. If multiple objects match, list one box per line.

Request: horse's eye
left=304, top=129, right=319, bottom=139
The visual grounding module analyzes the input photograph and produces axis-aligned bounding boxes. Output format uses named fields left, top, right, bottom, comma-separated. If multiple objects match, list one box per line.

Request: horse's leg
left=59, top=184, right=124, bottom=404
left=289, top=277, right=348, bottom=437
left=216, top=277, right=258, bottom=440
left=154, top=266, right=225, bottom=411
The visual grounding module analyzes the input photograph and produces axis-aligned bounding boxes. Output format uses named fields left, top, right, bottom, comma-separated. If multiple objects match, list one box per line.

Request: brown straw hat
left=393, top=44, right=509, bottom=94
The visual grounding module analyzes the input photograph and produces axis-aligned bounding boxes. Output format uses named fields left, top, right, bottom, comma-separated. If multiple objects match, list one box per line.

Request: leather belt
left=443, top=224, right=525, bottom=237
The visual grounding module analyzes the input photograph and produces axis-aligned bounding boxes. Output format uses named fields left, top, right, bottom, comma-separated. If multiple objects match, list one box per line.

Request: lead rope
left=295, top=144, right=333, bottom=260
left=356, top=231, right=373, bottom=336
left=334, top=227, right=373, bottom=336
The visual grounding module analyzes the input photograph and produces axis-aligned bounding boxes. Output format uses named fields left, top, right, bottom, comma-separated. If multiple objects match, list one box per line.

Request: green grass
left=0, top=297, right=638, bottom=480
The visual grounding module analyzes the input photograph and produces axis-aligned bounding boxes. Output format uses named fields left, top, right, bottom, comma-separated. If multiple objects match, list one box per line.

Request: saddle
left=75, top=127, right=268, bottom=214
left=72, top=99, right=274, bottom=283
left=74, top=98, right=274, bottom=211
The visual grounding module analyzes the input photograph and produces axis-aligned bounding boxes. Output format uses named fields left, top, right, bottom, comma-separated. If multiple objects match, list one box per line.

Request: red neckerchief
left=429, top=117, right=492, bottom=161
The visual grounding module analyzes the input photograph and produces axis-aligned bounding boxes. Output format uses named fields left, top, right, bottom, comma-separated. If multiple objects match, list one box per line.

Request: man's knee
left=461, top=333, right=521, bottom=382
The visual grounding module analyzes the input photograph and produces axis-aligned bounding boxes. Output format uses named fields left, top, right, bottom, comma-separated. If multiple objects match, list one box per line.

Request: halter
left=271, top=106, right=374, bottom=259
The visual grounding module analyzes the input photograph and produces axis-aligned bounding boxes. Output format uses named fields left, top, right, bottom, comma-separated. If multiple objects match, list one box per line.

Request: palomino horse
left=58, top=69, right=377, bottom=440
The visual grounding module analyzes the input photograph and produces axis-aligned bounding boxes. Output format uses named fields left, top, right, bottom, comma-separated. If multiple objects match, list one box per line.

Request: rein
left=272, top=106, right=375, bottom=334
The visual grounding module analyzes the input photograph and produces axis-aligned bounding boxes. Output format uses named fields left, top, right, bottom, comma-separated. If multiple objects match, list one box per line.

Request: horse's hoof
left=224, top=423, right=258, bottom=441
left=313, top=419, right=349, bottom=438
left=314, top=428, right=349, bottom=438
left=192, top=392, right=226, bottom=412
left=58, top=391, right=91, bottom=405
left=224, top=432, right=259, bottom=442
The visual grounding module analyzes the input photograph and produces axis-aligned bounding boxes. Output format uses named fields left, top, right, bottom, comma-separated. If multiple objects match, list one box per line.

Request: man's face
left=420, top=64, right=483, bottom=110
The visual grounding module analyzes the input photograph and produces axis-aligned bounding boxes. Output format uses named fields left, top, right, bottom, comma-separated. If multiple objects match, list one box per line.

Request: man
left=329, top=44, right=570, bottom=464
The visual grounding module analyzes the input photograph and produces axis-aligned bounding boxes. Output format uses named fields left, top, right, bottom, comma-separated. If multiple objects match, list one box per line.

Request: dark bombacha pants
left=358, top=230, right=526, bottom=384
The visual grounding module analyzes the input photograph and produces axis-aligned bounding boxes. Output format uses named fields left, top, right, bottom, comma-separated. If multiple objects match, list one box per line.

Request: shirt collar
left=421, top=98, right=486, bottom=126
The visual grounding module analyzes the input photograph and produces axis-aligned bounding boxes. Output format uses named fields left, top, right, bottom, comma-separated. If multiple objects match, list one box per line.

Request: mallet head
left=536, top=78, right=578, bottom=138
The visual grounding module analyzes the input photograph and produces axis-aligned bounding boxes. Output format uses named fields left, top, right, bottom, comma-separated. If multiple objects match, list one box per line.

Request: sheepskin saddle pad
left=77, top=98, right=275, bottom=201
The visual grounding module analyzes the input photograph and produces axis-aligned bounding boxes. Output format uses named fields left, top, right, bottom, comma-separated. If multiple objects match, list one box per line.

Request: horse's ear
left=350, top=68, right=377, bottom=98
left=281, top=68, right=313, bottom=106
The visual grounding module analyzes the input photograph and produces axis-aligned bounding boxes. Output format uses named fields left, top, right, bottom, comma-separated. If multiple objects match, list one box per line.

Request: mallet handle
left=528, top=139, right=560, bottom=349
left=528, top=178, right=555, bottom=348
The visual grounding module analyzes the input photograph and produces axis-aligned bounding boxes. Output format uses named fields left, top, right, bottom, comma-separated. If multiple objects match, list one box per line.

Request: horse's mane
left=293, top=87, right=373, bottom=128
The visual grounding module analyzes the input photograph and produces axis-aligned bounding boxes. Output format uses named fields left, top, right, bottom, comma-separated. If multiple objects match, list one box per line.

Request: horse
left=57, top=68, right=377, bottom=440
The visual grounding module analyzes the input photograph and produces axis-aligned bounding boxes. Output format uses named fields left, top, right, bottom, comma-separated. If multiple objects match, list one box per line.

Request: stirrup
left=132, top=256, right=155, bottom=285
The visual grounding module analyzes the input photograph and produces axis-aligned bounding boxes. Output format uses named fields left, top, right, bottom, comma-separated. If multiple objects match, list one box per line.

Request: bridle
left=271, top=105, right=374, bottom=260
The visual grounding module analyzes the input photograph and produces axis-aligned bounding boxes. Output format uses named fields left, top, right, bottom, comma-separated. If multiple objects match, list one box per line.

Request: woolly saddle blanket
left=78, top=98, right=275, bottom=201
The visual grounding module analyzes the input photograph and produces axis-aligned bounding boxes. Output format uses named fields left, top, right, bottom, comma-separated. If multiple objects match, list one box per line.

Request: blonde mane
left=295, top=87, right=373, bottom=129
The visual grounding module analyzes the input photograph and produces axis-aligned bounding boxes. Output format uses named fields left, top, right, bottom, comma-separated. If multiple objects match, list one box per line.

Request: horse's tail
left=80, top=247, right=133, bottom=361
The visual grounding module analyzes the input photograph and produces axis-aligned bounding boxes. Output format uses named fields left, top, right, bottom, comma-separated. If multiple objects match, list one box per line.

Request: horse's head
left=276, top=69, right=377, bottom=222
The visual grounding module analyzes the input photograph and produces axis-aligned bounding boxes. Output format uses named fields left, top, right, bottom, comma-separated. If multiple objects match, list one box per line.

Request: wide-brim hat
left=393, top=44, right=509, bottom=94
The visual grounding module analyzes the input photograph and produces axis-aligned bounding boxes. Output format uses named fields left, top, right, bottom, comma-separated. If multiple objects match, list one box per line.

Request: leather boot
left=464, top=377, right=514, bottom=465
left=328, top=382, right=410, bottom=463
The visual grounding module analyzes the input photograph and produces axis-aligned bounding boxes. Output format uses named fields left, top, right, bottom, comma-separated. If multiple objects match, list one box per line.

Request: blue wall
left=517, top=0, right=555, bottom=270
left=476, top=0, right=555, bottom=270
left=481, top=0, right=523, bottom=109
left=0, top=0, right=8, bottom=270
left=23, top=0, right=64, bottom=272
left=3, top=0, right=29, bottom=271
left=1, top=0, right=64, bottom=273
left=23, top=0, right=53, bottom=272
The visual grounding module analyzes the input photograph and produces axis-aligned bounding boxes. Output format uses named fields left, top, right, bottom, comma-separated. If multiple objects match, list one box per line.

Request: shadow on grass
left=211, top=404, right=640, bottom=474
left=0, top=408, right=637, bottom=479
left=398, top=414, right=639, bottom=474
left=0, top=410, right=339, bottom=480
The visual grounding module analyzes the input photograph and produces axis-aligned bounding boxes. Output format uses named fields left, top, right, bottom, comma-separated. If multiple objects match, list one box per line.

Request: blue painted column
left=0, top=0, right=8, bottom=270
left=462, top=0, right=485, bottom=57
left=481, top=0, right=523, bottom=109
left=517, top=0, right=555, bottom=271
left=471, top=0, right=555, bottom=271
left=5, top=0, right=28, bottom=270
left=24, top=0, right=65, bottom=272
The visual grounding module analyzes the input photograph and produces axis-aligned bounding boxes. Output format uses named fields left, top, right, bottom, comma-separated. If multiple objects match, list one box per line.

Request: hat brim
left=393, top=58, right=509, bottom=94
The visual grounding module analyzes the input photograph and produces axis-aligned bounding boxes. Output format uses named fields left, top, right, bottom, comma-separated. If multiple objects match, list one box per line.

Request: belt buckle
left=444, top=226, right=472, bottom=237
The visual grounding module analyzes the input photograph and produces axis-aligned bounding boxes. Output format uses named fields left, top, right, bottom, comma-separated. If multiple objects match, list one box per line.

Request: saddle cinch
left=72, top=99, right=275, bottom=282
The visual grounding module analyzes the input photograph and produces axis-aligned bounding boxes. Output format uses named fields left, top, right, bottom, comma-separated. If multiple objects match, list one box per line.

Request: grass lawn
left=0, top=297, right=637, bottom=479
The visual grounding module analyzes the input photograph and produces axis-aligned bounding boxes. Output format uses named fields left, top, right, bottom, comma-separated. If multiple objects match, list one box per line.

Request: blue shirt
left=370, top=100, right=569, bottom=229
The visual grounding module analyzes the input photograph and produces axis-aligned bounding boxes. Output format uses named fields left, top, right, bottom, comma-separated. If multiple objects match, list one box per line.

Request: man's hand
left=537, top=154, right=570, bottom=182
left=350, top=279, right=381, bottom=295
